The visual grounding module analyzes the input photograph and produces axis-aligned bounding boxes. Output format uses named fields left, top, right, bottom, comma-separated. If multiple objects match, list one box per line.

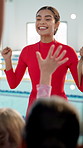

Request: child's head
left=24, top=96, right=80, bottom=148
left=0, top=108, right=25, bottom=148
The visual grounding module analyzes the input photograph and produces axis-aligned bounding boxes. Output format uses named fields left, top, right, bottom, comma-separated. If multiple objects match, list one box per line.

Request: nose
left=40, top=18, right=46, bottom=24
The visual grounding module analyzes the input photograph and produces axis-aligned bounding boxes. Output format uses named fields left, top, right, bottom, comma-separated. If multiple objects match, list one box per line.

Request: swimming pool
left=0, top=78, right=83, bottom=144
left=0, top=79, right=82, bottom=117
left=0, top=55, right=83, bottom=144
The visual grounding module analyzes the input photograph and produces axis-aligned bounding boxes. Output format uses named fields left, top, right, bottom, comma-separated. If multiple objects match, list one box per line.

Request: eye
left=45, top=18, right=52, bottom=21
left=36, top=18, right=41, bottom=21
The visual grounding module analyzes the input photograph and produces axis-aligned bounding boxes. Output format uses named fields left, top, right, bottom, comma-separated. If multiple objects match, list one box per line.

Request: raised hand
left=1, top=47, right=12, bottom=60
left=77, top=47, right=83, bottom=86
left=36, top=44, right=69, bottom=75
left=80, top=47, right=83, bottom=75
left=36, top=44, right=69, bottom=85
left=1, top=47, right=12, bottom=71
left=80, top=46, right=83, bottom=57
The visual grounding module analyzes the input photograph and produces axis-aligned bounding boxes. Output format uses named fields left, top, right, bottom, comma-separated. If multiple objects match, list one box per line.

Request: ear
left=54, top=21, right=60, bottom=30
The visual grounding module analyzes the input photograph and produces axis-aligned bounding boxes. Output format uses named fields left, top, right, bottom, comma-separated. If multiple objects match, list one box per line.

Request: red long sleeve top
left=5, top=40, right=83, bottom=115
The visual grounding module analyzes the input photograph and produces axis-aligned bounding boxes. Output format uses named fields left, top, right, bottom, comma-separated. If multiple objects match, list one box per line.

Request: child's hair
left=36, top=6, right=60, bottom=35
left=0, top=108, right=25, bottom=148
left=24, top=96, right=80, bottom=148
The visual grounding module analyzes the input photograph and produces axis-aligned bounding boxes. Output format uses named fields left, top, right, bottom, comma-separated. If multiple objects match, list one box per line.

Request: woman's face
left=36, top=9, right=58, bottom=37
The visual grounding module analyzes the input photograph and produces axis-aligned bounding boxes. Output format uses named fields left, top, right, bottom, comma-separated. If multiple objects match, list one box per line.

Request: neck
left=40, top=36, right=54, bottom=43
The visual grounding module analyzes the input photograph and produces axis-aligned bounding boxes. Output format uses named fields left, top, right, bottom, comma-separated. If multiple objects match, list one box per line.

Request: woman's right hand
left=1, top=47, right=12, bottom=60
left=1, top=47, right=12, bottom=71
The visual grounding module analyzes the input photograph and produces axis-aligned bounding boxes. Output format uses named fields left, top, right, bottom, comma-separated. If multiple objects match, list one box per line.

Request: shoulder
left=56, top=41, right=78, bottom=64
left=56, top=41, right=75, bottom=51
left=56, top=41, right=77, bottom=57
left=23, top=42, right=39, bottom=50
left=20, top=42, right=39, bottom=56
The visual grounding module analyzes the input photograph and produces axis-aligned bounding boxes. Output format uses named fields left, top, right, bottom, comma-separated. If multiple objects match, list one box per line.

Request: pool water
left=0, top=78, right=83, bottom=144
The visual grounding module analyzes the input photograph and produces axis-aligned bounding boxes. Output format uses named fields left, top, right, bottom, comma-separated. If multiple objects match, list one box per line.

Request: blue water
left=0, top=78, right=83, bottom=144
left=0, top=79, right=82, bottom=117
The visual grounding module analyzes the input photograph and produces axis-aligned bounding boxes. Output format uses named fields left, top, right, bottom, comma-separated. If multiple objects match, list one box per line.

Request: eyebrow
left=36, top=15, right=52, bottom=18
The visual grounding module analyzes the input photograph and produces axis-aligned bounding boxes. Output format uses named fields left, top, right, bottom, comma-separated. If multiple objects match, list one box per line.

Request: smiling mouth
left=38, top=26, right=48, bottom=30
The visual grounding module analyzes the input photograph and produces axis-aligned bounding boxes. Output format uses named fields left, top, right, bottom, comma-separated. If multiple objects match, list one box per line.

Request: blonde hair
left=0, top=108, right=25, bottom=148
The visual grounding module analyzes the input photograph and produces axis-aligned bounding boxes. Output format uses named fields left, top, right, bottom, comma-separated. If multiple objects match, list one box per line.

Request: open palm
left=36, top=44, right=69, bottom=75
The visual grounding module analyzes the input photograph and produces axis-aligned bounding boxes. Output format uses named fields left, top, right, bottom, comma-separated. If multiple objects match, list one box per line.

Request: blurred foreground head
left=24, top=95, right=80, bottom=148
left=0, top=108, right=25, bottom=148
left=0, top=0, right=4, bottom=44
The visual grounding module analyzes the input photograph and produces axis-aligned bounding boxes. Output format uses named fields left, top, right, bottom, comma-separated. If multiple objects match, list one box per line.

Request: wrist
left=40, top=72, right=52, bottom=85
left=4, top=57, right=11, bottom=62
left=5, top=59, right=12, bottom=71
left=36, top=84, right=52, bottom=98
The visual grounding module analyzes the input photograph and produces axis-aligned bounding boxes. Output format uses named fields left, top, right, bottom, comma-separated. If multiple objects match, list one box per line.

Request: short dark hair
left=24, top=96, right=80, bottom=148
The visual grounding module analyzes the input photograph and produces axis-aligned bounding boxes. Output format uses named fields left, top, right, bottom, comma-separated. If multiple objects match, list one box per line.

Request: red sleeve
left=4, top=48, right=27, bottom=89
left=68, top=46, right=83, bottom=92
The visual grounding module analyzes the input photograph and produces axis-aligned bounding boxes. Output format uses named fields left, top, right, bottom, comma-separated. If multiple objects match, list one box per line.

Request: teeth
left=39, top=27, right=47, bottom=29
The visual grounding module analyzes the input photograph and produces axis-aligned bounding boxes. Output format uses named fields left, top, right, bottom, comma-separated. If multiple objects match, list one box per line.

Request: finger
left=36, top=51, right=43, bottom=63
left=53, top=45, right=62, bottom=58
left=80, top=47, right=83, bottom=55
left=80, top=47, right=83, bottom=50
left=80, top=49, right=83, bottom=56
left=80, top=47, right=83, bottom=52
left=55, top=50, right=67, bottom=61
left=2, top=47, right=11, bottom=54
left=59, top=57, right=69, bottom=66
left=47, top=44, right=55, bottom=58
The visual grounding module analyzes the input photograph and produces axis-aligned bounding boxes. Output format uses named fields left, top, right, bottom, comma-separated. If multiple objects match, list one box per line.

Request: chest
left=26, top=44, right=68, bottom=84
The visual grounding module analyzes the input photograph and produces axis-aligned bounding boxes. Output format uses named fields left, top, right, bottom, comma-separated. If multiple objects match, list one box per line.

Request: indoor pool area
left=0, top=0, right=83, bottom=146
left=0, top=54, right=83, bottom=117
left=0, top=75, right=83, bottom=118
left=0, top=72, right=83, bottom=144
left=0, top=54, right=83, bottom=144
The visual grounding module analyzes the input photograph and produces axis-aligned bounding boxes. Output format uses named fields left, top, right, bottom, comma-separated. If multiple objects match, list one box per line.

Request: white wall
left=2, top=0, right=83, bottom=51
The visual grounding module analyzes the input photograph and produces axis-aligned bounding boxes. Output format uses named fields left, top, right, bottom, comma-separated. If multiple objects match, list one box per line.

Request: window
left=26, top=21, right=67, bottom=45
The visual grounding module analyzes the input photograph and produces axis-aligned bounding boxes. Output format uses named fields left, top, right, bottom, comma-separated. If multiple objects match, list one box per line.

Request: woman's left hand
left=77, top=47, right=83, bottom=86
left=80, top=47, right=83, bottom=57
left=79, top=47, right=83, bottom=75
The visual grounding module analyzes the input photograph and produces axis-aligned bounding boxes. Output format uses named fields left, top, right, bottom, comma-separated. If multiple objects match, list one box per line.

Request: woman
left=1, top=6, right=83, bottom=117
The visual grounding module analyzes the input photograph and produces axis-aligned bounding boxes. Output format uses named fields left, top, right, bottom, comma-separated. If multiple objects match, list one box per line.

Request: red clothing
left=5, top=40, right=83, bottom=116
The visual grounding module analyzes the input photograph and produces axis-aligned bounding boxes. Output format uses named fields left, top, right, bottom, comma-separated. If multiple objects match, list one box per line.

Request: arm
left=68, top=47, right=83, bottom=92
left=1, top=47, right=27, bottom=89
left=36, top=45, right=69, bottom=98
left=77, top=47, right=83, bottom=86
